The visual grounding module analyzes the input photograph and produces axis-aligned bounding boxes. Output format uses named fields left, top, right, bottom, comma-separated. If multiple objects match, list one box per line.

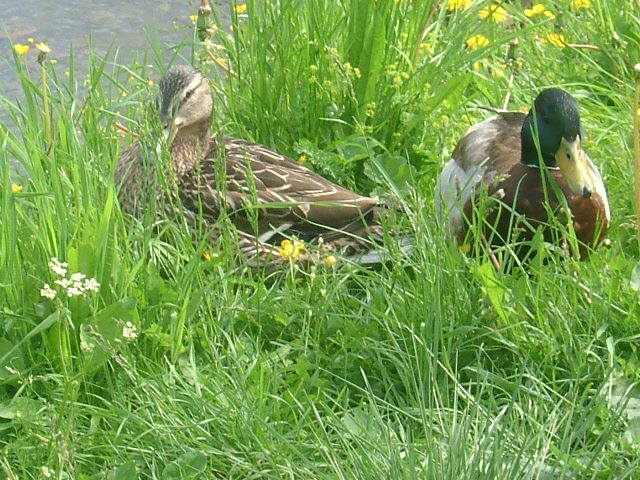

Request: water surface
left=0, top=0, right=230, bottom=100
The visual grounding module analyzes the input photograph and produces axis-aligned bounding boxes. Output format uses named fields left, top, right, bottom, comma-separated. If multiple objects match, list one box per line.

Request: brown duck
left=116, top=65, right=390, bottom=265
left=436, top=88, right=610, bottom=260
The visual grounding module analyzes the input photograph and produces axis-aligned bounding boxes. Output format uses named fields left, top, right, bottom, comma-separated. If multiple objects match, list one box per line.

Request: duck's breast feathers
left=584, top=151, right=610, bottom=227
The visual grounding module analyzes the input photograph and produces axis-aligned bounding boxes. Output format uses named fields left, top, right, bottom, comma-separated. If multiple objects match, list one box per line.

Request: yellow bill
left=555, top=136, right=596, bottom=198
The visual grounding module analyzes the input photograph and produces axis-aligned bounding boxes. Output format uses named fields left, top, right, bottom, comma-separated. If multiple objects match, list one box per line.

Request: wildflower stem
left=205, top=49, right=238, bottom=77
left=41, top=64, right=53, bottom=157
left=114, top=121, right=140, bottom=138
left=197, top=0, right=213, bottom=42
left=633, top=63, right=640, bottom=247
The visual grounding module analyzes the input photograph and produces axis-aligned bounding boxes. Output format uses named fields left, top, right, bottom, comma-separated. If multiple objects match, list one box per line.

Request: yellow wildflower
left=202, top=251, right=212, bottom=261
left=27, top=37, right=34, bottom=44
left=323, top=255, right=338, bottom=268
left=11, top=184, right=23, bottom=193
left=279, top=239, right=306, bottom=261
left=298, top=154, right=308, bottom=165
left=479, top=4, right=508, bottom=23
left=446, top=0, right=472, bottom=11
left=466, top=34, right=490, bottom=50
left=189, top=14, right=198, bottom=23
left=545, top=32, right=566, bottom=48
left=35, top=42, right=50, bottom=53
left=234, top=3, right=247, bottom=14
left=524, top=3, right=555, bottom=18
left=570, top=0, right=591, bottom=9
left=13, top=44, right=29, bottom=55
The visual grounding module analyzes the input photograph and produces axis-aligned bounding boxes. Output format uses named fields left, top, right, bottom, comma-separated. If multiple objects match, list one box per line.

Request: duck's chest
left=479, top=165, right=608, bottom=247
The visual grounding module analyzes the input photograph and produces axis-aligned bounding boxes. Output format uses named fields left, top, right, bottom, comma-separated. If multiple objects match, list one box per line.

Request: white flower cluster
left=40, top=257, right=100, bottom=300
left=122, top=321, right=138, bottom=340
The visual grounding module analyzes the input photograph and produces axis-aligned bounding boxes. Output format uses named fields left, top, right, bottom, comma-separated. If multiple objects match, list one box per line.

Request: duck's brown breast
left=463, top=163, right=609, bottom=257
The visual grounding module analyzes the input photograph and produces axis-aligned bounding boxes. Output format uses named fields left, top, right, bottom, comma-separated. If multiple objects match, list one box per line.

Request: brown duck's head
left=157, top=65, right=213, bottom=146
left=520, top=88, right=597, bottom=199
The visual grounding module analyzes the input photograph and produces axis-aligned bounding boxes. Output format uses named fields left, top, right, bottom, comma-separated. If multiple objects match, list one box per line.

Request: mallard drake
left=436, top=88, right=610, bottom=260
left=116, top=65, right=389, bottom=265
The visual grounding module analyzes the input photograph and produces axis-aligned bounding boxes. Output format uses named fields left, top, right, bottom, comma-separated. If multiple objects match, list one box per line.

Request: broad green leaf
left=473, top=262, right=508, bottom=323
left=109, top=462, right=138, bottom=480
left=161, top=450, right=207, bottom=480
left=630, top=261, right=640, bottom=291
left=0, top=310, right=60, bottom=370
left=0, top=337, right=24, bottom=379
left=81, top=298, right=138, bottom=374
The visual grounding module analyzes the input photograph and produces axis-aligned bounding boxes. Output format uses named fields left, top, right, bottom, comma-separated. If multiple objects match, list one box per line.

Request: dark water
left=0, top=0, right=230, bottom=100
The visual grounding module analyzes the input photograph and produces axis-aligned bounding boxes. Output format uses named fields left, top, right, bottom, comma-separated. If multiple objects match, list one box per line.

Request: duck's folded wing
left=216, top=138, right=379, bottom=230
left=436, top=113, right=523, bottom=237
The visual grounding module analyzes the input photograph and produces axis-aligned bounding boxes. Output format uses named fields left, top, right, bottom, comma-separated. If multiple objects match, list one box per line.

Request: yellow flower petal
left=570, top=0, right=591, bottom=9
left=234, top=3, right=247, bottom=14
left=545, top=32, right=566, bottom=48
left=479, top=4, right=508, bottom=23
left=279, top=239, right=306, bottom=261
left=466, top=34, right=490, bottom=50
left=446, top=0, right=472, bottom=11
left=11, top=184, right=23, bottom=193
left=189, top=14, right=198, bottom=23
left=13, top=44, right=29, bottom=55
left=525, top=3, right=553, bottom=18
left=532, top=3, right=545, bottom=14
left=35, top=42, right=50, bottom=53
left=323, top=255, right=338, bottom=267
left=459, top=243, right=471, bottom=253
left=27, top=37, right=34, bottom=43
left=202, top=251, right=212, bottom=261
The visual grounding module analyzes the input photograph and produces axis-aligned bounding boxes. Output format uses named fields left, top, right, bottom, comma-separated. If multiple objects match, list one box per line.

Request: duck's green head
left=157, top=65, right=213, bottom=146
left=521, top=88, right=596, bottom=198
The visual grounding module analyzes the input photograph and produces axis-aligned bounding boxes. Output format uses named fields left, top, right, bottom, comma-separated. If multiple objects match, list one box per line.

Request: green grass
left=1, top=0, right=640, bottom=478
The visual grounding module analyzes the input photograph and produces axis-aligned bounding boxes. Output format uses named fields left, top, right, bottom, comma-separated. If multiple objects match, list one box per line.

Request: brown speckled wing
left=181, top=136, right=379, bottom=236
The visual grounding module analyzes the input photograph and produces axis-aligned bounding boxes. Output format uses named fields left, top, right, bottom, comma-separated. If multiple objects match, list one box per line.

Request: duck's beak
left=555, top=136, right=595, bottom=199
left=159, top=110, right=179, bottom=147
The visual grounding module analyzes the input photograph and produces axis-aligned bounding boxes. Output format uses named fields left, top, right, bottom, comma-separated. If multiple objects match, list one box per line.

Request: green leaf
left=472, top=262, right=508, bottom=323
left=0, top=337, right=24, bottom=379
left=0, top=397, right=45, bottom=421
left=0, top=310, right=60, bottom=370
left=108, top=462, right=138, bottom=480
left=81, top=298, right=138, bottom=374
left=161, top=450, right=207, bottom=480
left=354, top=10, right=386, bottom=110
left=424, top=72, right=472, bottom=112
left=630, top=261, right=640, bottom=291
left=365, top=153, right=415, bottom=189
